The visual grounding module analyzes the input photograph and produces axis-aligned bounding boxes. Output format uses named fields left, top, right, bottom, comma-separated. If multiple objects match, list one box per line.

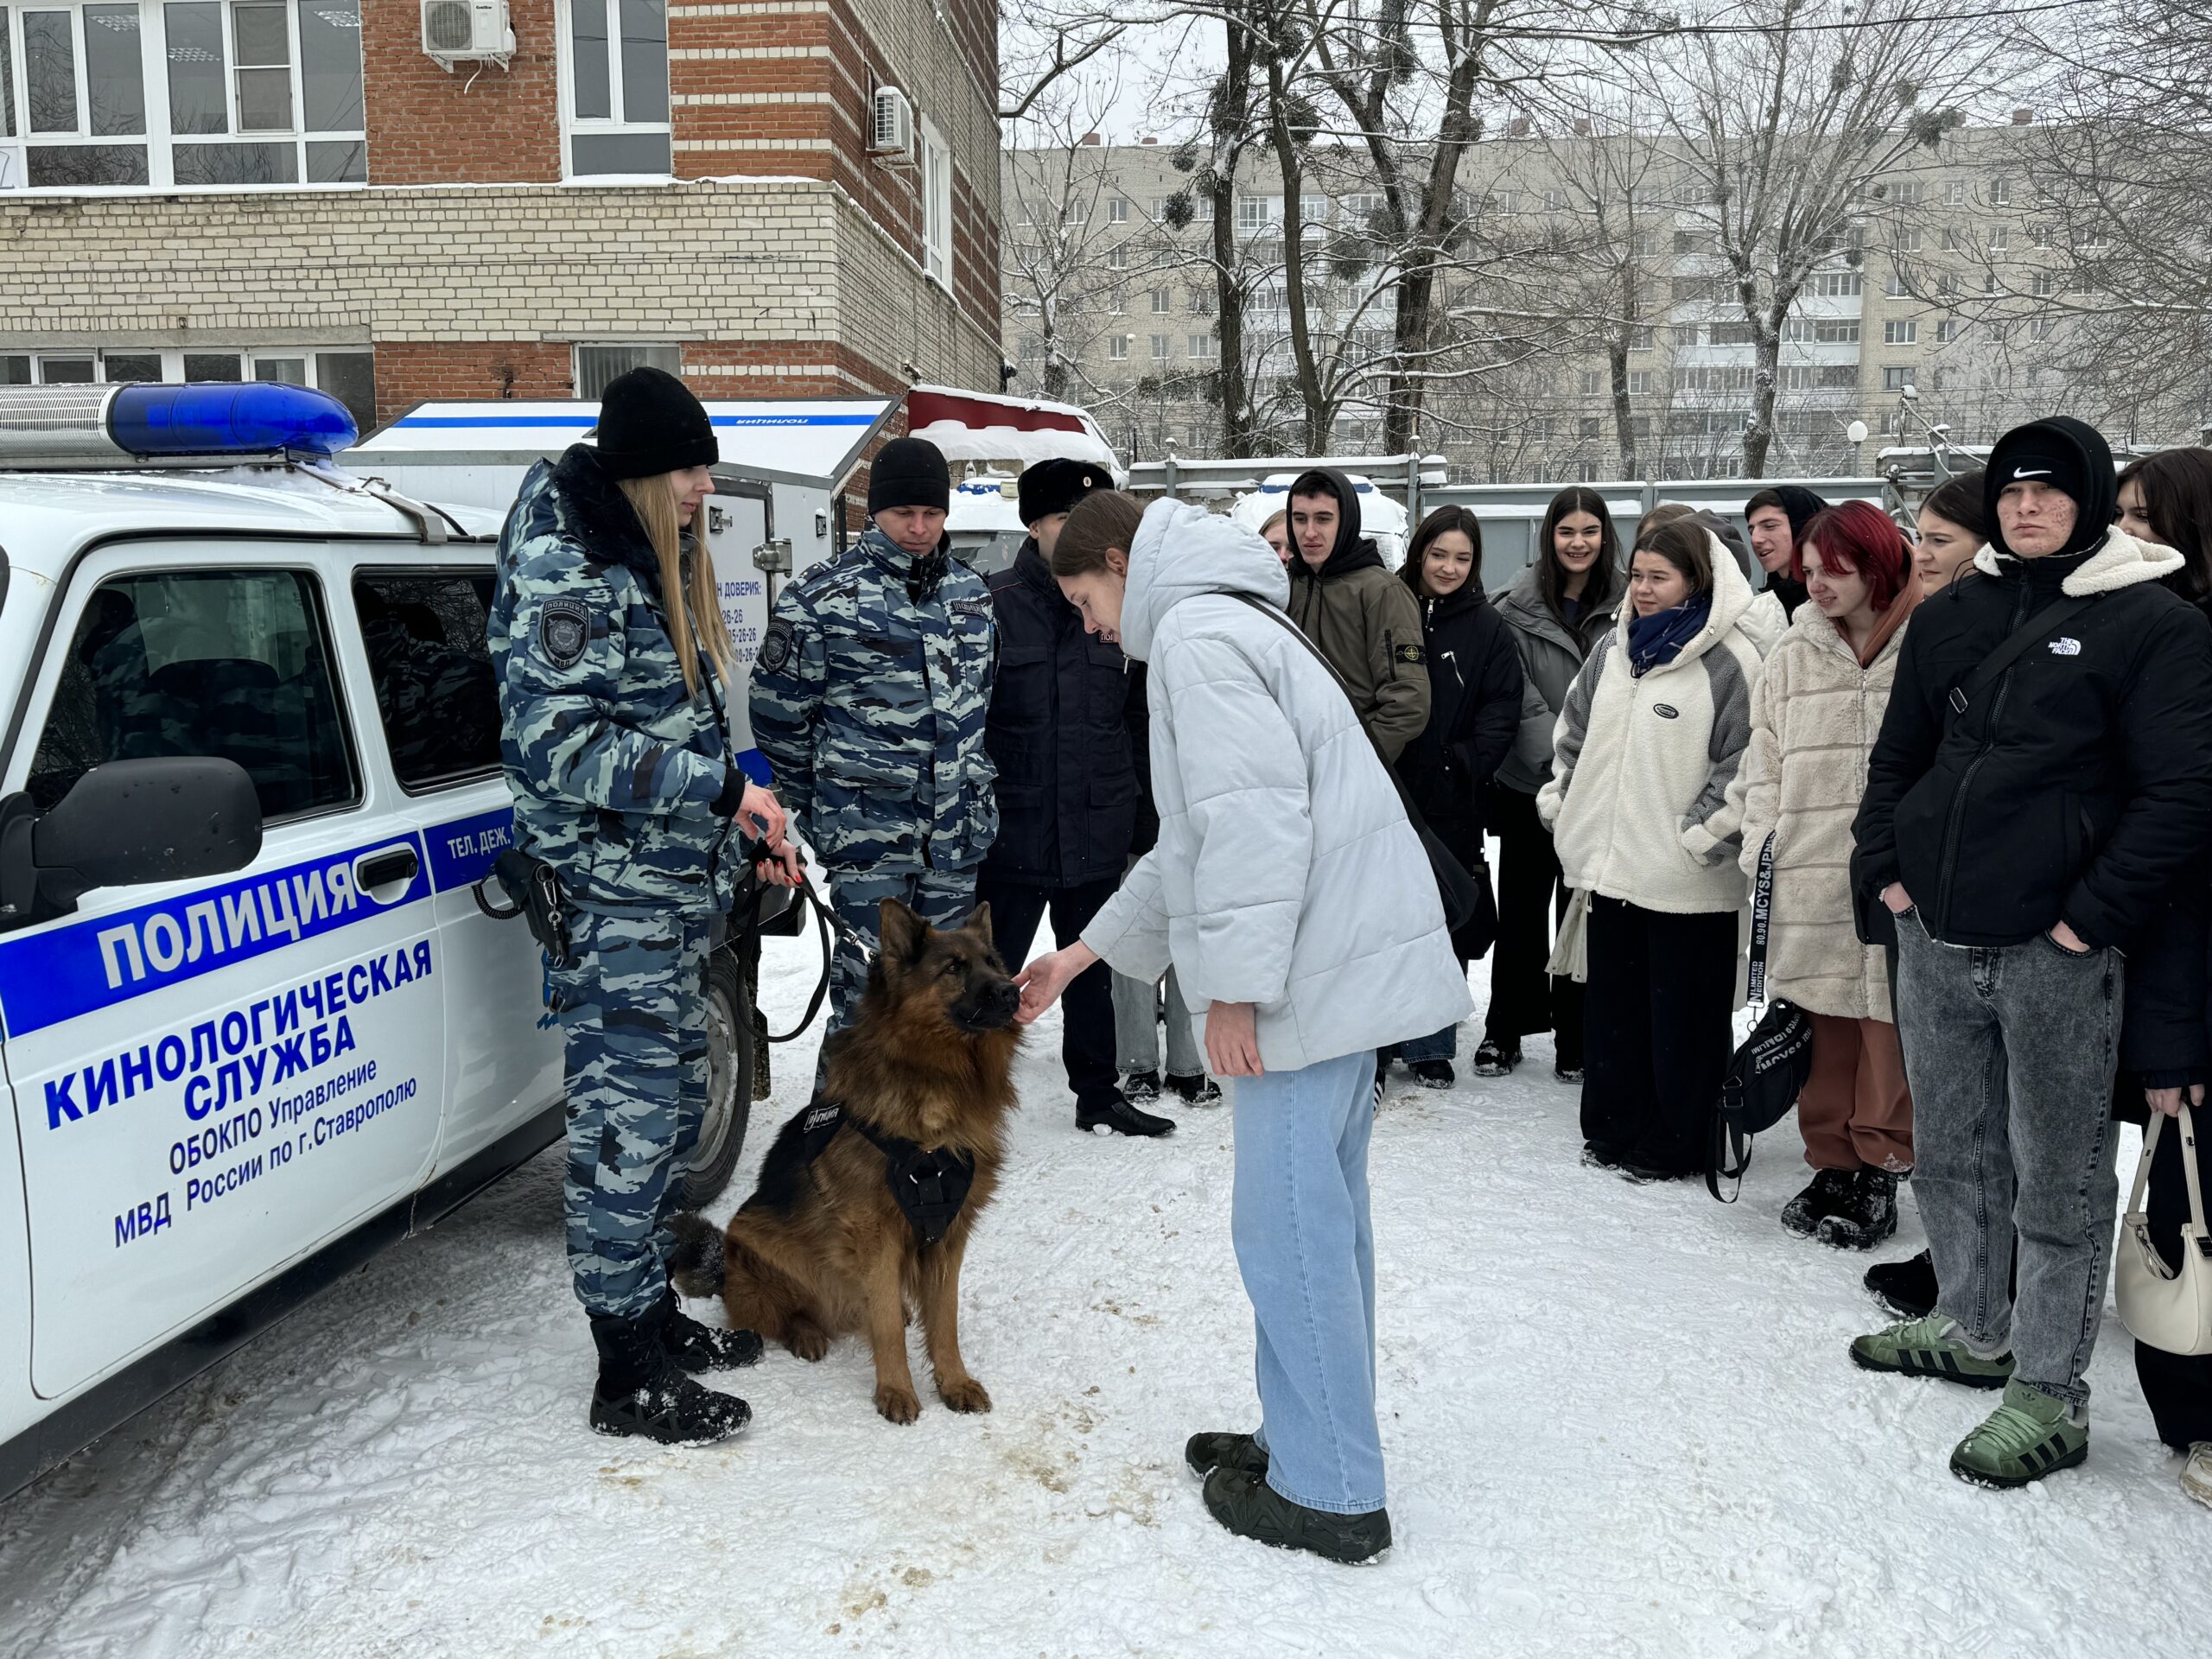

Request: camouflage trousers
left=824, top=861, right=978, bottom=1033
left=549, top=908, right=710, bottom=1319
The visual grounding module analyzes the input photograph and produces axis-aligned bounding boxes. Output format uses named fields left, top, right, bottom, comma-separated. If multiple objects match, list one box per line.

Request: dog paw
left=938, top=1377, right=992, bottom=1414
left=875, top=1382, right=922, bottom=1425
left=786, top=1324, right=829, bottom=1363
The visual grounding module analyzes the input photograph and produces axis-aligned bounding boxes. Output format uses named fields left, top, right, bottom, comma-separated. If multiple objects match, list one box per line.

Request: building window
left=0, top=340, right=372, bottom=424
left=1191, top=192, right=1213, bottom=222
left=1815, top=319, right=1860, bottom=344
left=1894, top=227, right=1922, bottom=253
left=0, top=0, right=366, bottom=190
left=576, top=342, right=679, bottom=398
left=1147, top=333, right=1166, bottom=360
left=1108, top=334, right=1128, bottom=361
left=1108, top=244, right=1128, bottom=270
left=2031, top=317, right=2056, bottom=341
left=1882, top=366, right=1914, bottom=391
left=1710, top=321, right=1754, bottom=346
left=1108, top=286, right=1124, bottom=315
left=1236, top=194, right=1274, bottom=231
left=1989, top=178, right=2011, bottom=207
left=1627, top=370, right=1651, bottom=395
left=1936, top=318, right=1960, bottom=343
left=1628, top=326, right=1654, bottom=351
left=1187, top=332, right=1210, bottom=358
left=2031, top=270, right=2058, bottom=296
left=1149, top=286, right=1169, bottom=314
left=1580, top=416, right=1602, bottom=439
left=1988, top=226, right=2008, bottom=251
left=1890, top=181, right=1925, bottom=207
left=1808, top=271, right=1863, bottom=297
left=561, top=0, right=670, bottom=177
left=919, top=120, right=952, bottom=288
left=1109, top=196, right=1128, bottom=223
left=1884, top=320, right=1918, bottom=345
left=1944, top=179, right=1965, bottom=206
left=1580, top=370, right=1602, bottom=395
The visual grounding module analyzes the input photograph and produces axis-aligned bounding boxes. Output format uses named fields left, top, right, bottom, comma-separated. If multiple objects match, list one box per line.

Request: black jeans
left=1484, top=782, right=1582, bottom=1066
left=2135, top=1110, right=2212, bottom=1448
left=975, top=870, right=1120, bottom=1112
left=1580, top=897, right=1737, bottom=1173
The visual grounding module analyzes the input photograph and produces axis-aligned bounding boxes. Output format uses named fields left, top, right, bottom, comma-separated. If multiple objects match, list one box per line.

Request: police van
left=0, top=382, right=785, bottom=1500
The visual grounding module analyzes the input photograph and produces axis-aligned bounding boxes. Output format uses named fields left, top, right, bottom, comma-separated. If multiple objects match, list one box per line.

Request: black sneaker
left=1166, top=1072, right=1223, bottom=1105
left=1078, top=1095, right=1176, bottom=1137
left=1201, top=1466, right=1391, bottom=1564
left=659, top=1294, right=764, bottom=1374
left=1865, top=1249, right=1939, bottom=1320
left=1122, top=1069, right=1162, bottom=1103
left=1185, top=1430, right=1268, bottom=1478
left=1781, top=1168, right=1858, bottom=1237
left=1472, top=1037, right=1518, bottom=1077
left=1580, top=1141, right=1623, bottom=1170
left=1554, top=1065, right=1584, bottom=1085
left=1408, top=1058, right=1454, bottom=1089
left=1618, top=1160, right=1690, bottom=1184
left=1818, top=1169, right=1901, bottom=1250
left=588, top=1304, right=751, bottom=1445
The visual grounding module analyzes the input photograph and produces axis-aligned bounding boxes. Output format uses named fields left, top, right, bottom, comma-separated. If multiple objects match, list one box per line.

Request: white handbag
left=2114, top=1104, right=2212, bottom=1357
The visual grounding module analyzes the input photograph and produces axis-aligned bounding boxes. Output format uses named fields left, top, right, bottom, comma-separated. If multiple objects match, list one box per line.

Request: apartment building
left=1, top=0, right=1002, bottom=428
left=1005, top=117, right=2088, bottom=480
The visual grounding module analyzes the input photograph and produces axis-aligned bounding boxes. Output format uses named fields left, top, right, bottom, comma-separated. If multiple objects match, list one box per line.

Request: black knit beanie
left=1985, top=416, right=2116, bottom=559
left=1772, top=486, right=1829, bottom=542
left=868, top=437, right=951, bottom=515
left=1017, top=456, right=1108, bottom=526
left=594, top=367, right=718, bottom=480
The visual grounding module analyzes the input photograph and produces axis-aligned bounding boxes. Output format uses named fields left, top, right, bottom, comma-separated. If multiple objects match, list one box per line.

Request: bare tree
left=1002, top=75, right=1133, bottom=405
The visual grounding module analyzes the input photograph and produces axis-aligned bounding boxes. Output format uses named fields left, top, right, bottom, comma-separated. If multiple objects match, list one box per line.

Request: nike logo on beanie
left=2012, top=467, right=2052, bottom=480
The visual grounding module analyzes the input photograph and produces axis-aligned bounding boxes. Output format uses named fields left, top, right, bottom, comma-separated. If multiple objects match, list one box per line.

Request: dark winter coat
left=1393, top=570, right=1524, bottom=855
left=1851, top=528, right=2212, bottom=950
left=979, top=538, right=1147, bottom=887
left=1284, top=468, right=1432, bottom=762
left=1491, top=563, right=1620, bottom=796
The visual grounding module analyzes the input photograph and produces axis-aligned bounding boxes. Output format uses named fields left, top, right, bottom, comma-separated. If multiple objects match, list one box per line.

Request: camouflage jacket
left=490, top=446, right=741, bottom=917
left=748, top=527, right=999, bottom=870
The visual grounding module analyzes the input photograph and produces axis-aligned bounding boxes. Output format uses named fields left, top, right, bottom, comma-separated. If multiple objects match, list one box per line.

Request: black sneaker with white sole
left=1472, top=1037, right=1519, bottom=1077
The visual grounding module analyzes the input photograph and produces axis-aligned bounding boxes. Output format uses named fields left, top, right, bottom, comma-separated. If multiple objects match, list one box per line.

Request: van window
left=28, top=569, right=359, bottom=818
left=353, top=570, right=501, bottom=790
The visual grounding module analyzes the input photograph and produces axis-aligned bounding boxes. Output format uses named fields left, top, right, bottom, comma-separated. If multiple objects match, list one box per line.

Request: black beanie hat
left=1985, top=416, right=2116, bottom=559
left=868, top=436, right=951, bottom=516
left=1017, top=456, right=1108, bottom=526
left=594, top=366, right=718, bottom=480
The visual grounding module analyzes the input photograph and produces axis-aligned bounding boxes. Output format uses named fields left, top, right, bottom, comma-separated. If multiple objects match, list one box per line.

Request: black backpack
left=1708, top=834, right=1815, bottom=1201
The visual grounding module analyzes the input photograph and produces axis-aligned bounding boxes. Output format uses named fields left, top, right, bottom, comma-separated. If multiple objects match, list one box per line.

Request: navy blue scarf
left=1625, top=594, right=1712, bottom=677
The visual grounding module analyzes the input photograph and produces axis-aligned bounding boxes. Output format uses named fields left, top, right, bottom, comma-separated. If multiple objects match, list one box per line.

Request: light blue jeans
left=1232, top=1047, right=1385, bottom=1516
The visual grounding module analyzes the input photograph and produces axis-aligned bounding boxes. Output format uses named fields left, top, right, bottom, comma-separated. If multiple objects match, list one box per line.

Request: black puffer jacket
left=979, top=538, right=1146, bottom=887
left=1394, top=573, right=1524, bottom=856
left=1853, top=527, right=2212, bottom=950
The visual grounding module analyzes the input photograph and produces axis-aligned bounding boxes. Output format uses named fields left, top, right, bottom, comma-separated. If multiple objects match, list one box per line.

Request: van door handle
left=353, top=845, right=421, bottom=899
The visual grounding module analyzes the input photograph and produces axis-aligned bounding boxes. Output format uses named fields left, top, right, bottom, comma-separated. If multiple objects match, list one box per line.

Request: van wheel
left=681, top=951, right=752, bottom=1208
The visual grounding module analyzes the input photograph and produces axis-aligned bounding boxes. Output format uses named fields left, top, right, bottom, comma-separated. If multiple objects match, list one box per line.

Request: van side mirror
left=0, top=759, right=264, bottom=929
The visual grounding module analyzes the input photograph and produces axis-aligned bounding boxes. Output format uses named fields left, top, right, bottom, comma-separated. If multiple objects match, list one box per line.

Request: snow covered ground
left=1, top=920, right=2202, bottom=1659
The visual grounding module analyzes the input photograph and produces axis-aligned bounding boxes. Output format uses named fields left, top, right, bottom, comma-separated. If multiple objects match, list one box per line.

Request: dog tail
left=667, top=1211, right=727, bottom=1298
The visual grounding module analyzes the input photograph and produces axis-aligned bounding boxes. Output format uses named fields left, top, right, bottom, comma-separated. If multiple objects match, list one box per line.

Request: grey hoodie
left=1491, top=563, right=1622, bottom=795
left=1080, top=499, right=1471, bottom=1071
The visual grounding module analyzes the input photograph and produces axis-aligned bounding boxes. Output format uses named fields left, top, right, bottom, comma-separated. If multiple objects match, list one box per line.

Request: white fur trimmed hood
left=1969, top=525, right=2183, bottom=595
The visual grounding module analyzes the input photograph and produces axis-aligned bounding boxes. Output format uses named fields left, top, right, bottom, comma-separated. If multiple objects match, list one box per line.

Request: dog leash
left=739, top=873, right=874, bottom=1044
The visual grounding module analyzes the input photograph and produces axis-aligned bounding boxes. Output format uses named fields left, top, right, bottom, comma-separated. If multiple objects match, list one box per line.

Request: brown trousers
left=1799, top=1014, right=1914, bottom=1173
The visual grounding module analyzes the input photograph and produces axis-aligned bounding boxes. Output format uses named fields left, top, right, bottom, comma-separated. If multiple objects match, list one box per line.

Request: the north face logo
left=2049, top=637, right=2082, bottom=657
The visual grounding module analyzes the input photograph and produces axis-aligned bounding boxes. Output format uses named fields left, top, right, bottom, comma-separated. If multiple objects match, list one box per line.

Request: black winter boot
left=1166, top=1071, right=1223, bottom=1105
left=589, top=1302, right=752, bottom=1445
left=1122, top=1069, right=1162, bottom=1103
left=1781, top=1168, right=1857, bottom=1237
left=1819, top=1170, right=1901, bottom=1250
left=1408, top=1058, right=1455, bottom=1089
left=1185, top=1430, right=1269, bottom=1478
left=1472, top=1037, right=1518, bottom=1077
left=1201, top=1467, right=1392, bottom=1564
left=1865, top=1249, right=1938, bottom=1319
left=658, top=1293, right=765, bottom=1374
left=1078, top=1094, right=1176, bottom=1136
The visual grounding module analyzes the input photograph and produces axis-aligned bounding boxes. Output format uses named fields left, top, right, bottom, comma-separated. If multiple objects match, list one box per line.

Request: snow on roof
left=349, top=397, right=898, bottom=489
left=907, top=385, right=1119, bottom=473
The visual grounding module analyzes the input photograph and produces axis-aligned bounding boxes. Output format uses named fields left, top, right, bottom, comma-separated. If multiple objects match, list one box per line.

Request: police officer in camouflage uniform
left=750, top=436, right=998, bottom=1031
left=492, top=366, right=797, bottom=1446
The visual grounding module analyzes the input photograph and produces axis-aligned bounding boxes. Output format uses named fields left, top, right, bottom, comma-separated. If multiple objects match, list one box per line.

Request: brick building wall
left=2, top=0, right=1003, bottom=425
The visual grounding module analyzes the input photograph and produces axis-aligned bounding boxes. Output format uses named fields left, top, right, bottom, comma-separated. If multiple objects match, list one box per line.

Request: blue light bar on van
left=0, top=382, right=358, bottom=467
left=108, top=383, right=359, bottom=457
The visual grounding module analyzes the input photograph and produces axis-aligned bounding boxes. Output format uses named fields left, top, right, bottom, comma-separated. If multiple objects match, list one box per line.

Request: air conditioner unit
left=422, top=0, right=513, bottom=69
left=870, top=86, right=915, bottom=159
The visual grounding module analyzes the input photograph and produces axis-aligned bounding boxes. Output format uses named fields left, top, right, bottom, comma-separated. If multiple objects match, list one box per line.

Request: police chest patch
left=759, top=617, right=797, bottom=674
left=1395, top=641, right=1427, bottom=665
left=539, top=598, right=590, bottom=669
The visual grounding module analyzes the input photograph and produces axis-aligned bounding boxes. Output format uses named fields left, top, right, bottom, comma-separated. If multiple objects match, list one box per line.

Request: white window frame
left=1108, top=195, right=1127, bottom=223
left=1107, top=334, right=1128, bottom=362
left=574, top=340, right=681, bottom=398
left=1, top=0, right=365, bottom=194
left=1148, top=333, right=1167, bottom=361
left=918, top=117, right=951, bottom=289
left=556, top=0, right=671, bottom=181
left=1884, top=320, right=1918, bottom=345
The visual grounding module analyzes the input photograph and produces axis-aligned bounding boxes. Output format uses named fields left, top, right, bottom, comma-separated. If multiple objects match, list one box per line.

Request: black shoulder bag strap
left=1945, top=593, right=2096, bottom=719
left=1227, top=592, right=1482, bottom=929
left=1746, top=830, right=1777, bottom=1006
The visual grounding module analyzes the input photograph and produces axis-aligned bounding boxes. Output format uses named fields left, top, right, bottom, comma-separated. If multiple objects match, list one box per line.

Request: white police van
left=0, top=383, right=766, bottom=1499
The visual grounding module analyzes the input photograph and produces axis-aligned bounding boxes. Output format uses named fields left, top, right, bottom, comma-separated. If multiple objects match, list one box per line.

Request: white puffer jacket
left=1727, top=603, right=1910, bottom=1020
left=1537, top=535, right=1765, bottom=915
left=1081, top=499, right=1472, bottom=1071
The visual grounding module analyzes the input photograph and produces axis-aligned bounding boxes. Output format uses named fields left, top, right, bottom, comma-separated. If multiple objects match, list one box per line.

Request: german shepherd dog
left=670, top=899, right=1022, bottom=1423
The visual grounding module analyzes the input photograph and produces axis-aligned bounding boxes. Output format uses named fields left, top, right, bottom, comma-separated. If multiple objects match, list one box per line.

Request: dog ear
left=966, top=902, right=994, bottom=949
left=877, top=897, right=927, bottom=962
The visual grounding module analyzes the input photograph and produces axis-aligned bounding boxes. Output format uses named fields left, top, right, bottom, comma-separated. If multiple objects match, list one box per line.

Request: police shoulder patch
left=539, top=597, right=591, bottom=669
left=1395, top=640, right=1427, bottom=665
left=759, top=616, right=797, bottom=674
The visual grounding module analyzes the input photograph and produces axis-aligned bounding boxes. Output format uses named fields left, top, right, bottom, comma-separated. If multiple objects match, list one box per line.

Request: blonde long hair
left=618, top=472, right=733, bottom=697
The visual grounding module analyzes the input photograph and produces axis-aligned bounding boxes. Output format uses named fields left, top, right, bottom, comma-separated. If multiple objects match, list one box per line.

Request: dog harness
left=793, top=1098, right=976, bottom=1245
